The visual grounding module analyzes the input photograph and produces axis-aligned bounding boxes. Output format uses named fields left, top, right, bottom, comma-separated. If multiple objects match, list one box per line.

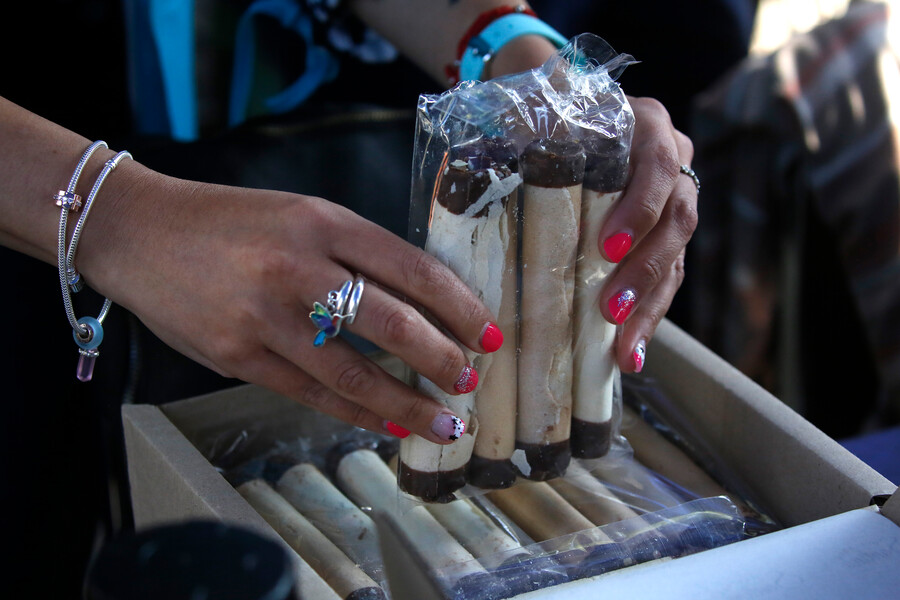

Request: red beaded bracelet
left=445, top=4, right=537, bottom=85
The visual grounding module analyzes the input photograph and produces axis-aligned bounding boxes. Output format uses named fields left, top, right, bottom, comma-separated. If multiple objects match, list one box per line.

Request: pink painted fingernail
left=480, top=322, right=504, bottom=353
left=633, top=339, right=646, bottom=373
left=454, top=364, right=478, bottom=393
left=384, top=421, right=410, bottom=439
left=608, top=288, right=636, bottom=324
left=432, top=413, right=466, bottom=441
left=603, top=232, right=633, bottom=263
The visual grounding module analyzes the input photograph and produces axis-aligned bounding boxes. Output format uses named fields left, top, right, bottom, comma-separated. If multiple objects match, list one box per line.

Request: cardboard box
left=123, top=319, right=900, bottom=598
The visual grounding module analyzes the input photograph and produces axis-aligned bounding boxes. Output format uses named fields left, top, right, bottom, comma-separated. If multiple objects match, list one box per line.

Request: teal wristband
left=458, top=13, right=568, bottom=82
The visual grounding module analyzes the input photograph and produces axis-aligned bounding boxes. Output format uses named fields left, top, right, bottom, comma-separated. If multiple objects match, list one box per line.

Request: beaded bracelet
left=445, top=4, right=568, bottom=85
left=56, top=142, right=132, bottom=382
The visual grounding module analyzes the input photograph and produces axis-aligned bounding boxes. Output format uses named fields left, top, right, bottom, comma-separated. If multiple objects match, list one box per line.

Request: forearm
left=348, top=0, right=557, bottom=84
left=0, top=96, right=102, bottom=264
left=0, top=96, right=169, bottom=300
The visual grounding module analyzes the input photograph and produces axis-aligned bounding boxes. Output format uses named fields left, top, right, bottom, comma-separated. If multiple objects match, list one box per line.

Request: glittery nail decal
left=454, top=364, right=479, bottom=393
left=603, top=232, right=633, bottom=263
left=384, top=421, right=411, bottom=439
left=609, top=288, right=636, bottom=324
left=633, top=339, right=646, bottom=373
left=480, top=322, right=504, bottom=353
left=432, top=413, right=466, bottom=441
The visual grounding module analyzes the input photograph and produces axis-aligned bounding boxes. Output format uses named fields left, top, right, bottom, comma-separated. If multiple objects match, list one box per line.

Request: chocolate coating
left=493, top=554, right=569, bottom=595
left=437, top=144, right=515, bottom=215
left=570, top=418, right=612, bottom=459
left=569, top=541, right=629, bottom=580
left=519, top=138, right=586, bottom=188
left=621, top=527, right=671, bottom=564
left=447, top=571, right=508, bottom=600
left=582, top=136, right=630, bottom=193
left=397, top=461, right=466, bottom=503
left=467, top=456, right=517, bottom=489
left=514, top=440, right=571, bottom=481
left=345, top=587, right=386, bottom=600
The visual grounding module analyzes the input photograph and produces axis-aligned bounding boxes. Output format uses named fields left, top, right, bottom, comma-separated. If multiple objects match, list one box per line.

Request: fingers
left=599, top=167, right=698, bottom=326
left=615, top=250, right=686, bottom=373
left=260, top=275, right=476, bottom=444
left=330, top=215, right=501, bottom=354
left=592, top=95, right=697, bottom=343
left=238, top=335, right=465, bottom=445
left=598, top=97, right=694, bottom=264
left=298, top=269, right=480, bottom=397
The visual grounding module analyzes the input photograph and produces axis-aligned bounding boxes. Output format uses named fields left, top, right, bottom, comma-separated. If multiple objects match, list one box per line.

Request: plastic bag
left=402, top=33, right=636, bottom=502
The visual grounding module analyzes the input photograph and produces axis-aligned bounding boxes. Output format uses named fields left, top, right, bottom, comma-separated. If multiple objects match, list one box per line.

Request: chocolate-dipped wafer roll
left=487, top=479, right=596, bottom=542
left=335, top=447, right=506, bottom=600
left=515, top=138, right=585, bottom=480
left=467, top=140, right=521, bottom=490
left=548, top=460, right=643, bottom=525
left=587, top=458, right=687, bottom=514
left=487, top=479, right=628, bottom=577
left=426, top=497, right=569, bottom=594
left=276, top=463, right=384, bottom=586
left=549, top=461, right=686, bottom=565
left=621, top=406, right=760, bottom=519
left=399, top=141, right=522, bottom=501
left=237, top=479, right=385, bottom=600
left=571, top=136, right=630, bottom=459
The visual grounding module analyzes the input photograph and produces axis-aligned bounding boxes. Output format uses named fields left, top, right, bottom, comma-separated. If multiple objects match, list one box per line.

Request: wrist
left=486, top=34, right=558, bottom=80
left=448, top=6, right=567, bottom=85
left=73, top=158, right=165, bottom=300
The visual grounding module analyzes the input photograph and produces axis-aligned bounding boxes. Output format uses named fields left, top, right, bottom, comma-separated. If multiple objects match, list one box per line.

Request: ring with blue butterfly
left=309, top=277, right=365, bottom=347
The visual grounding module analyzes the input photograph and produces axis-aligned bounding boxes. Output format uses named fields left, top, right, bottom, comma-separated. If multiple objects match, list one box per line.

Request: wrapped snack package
left=215, top=370, right=776, bottom=599
left=203, top=34, right=779, bottom=600
left=405, top=33, right=635, bottom=498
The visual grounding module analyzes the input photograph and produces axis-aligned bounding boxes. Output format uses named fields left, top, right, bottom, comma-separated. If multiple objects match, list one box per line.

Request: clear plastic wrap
left=402, top=33, right=636, bottom=502
left=207, top=34, right=781, bottom=600
left=217, top=371, right=776, bottom=600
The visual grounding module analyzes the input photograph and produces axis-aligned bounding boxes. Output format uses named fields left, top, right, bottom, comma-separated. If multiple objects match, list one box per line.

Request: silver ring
left=680, top=165, right=700, bottom=193
left=309, top=277, right=365, bottom=347
left=343, top=277, right=365, bottom=325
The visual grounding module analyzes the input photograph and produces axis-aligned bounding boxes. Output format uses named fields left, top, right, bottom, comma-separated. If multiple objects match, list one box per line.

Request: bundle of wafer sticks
left=401, top=34, right=636, bottom=501
left=226, top=398, right=772, bottom=600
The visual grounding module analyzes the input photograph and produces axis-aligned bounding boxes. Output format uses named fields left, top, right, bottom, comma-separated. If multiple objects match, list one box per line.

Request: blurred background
left=1, top=0, right=897, bottom=596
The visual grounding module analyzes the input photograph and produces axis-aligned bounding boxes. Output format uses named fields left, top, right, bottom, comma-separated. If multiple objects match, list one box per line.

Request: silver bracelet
left=55, top=142, right=132, bottom=382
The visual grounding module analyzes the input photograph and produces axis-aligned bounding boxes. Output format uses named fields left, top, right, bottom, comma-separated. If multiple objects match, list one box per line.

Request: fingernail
left=384, top=421, right=410, bottom=439
left=432, top=413, right=466, bottom=441
left=633, top=339, right=646, bottom=373
left=454, top=364, right=478, bottom=393
left=608, top=288, right=636, bottom=324
left=480, top=322, right=504, bottom=353
left=603, top=232, right=633, bottom=263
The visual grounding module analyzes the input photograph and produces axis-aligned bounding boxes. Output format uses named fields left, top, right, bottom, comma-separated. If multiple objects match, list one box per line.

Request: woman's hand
left=79, top=167, right=500, bottom=444
left=597, top=96, right=699, bottom=373
left=489, top=40, right=699, bottom=374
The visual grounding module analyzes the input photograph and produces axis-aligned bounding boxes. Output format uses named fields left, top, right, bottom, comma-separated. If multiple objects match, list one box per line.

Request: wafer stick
left=237, top=479, right=385, bottom=600
left=275, top=463, right=384, bottom=586
left=620, top=406, right=755, bottom=516
left=466, top=141, right=521, bottom=490
left=515, top=138, right=585, bottom=481
left=425, top=497, right=569, bottom=595
left=487, top=479, right=596, bottom=542
left=548, top=460, right=643, bottom=525
left=399, top=142, right=522, bottom=502
left=487, top=479, right=628, bottom=576
left=550, top=461, right=696, bottom=564
left=571, top=136, right=630, bottom=458
left=334, top=447, right=506, bottom=600
left=584, top=457, right=687, bottom=513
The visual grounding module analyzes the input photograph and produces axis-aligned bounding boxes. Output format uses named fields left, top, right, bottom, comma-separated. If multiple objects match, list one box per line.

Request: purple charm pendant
left=77, top=348, right=99, bottom=382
